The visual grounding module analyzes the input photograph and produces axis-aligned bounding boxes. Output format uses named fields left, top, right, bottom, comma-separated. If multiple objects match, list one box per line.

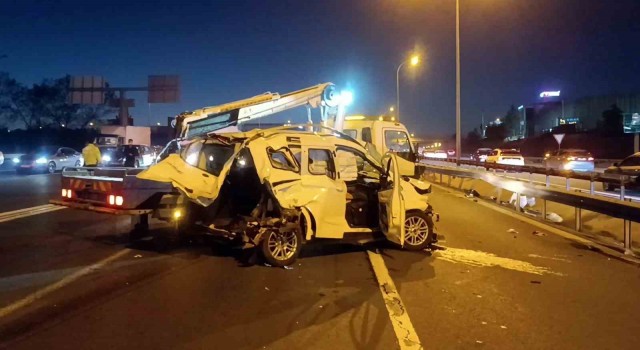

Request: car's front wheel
left=47, top=161, right=56, bottom=174
left=261, top=228, right=302, bottom=267
left=403, top=211, right=433, bottom=251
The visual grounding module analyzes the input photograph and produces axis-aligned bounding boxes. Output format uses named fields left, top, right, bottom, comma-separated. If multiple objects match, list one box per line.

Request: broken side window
left=268, top=147, right=299, bottom=173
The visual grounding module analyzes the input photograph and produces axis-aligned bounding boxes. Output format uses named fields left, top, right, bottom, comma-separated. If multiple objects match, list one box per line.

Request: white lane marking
left=435, top=247, right=564, bottom=276
left=0, top=204, right=66, bottom=223
left=0, top=249, right=130, bottom=319
left=527, top=254, right=572, bottom=263
left=367, top=250, right=423, bottom=349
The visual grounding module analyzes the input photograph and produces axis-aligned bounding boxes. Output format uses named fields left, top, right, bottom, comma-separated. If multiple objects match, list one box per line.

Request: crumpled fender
left=404, top=177, right=432, bottom=195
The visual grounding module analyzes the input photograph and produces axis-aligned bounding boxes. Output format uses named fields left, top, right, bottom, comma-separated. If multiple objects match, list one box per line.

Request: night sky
left=1, top=0, right=639, bottom=137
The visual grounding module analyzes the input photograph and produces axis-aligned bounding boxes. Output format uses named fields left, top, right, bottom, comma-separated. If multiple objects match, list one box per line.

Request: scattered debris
left=335, top=279, right=344, bottom=284
left=283, top=265, right=293, bottom=270
left=319, top=305, right=324, bottom=309
left=264, top=263, right=272, bottom=267
left=481, top=321, right=487, bottom=325
left=532, top=230, right=547, bottom=237
left=298, top=275, right=303, bottom=279
left=476, top=295, right=482, bottom=298
left=134, top=254, right=142, bottom=258
left=530, top=280, right=542, bottom=284
left=500, top=325, right=508, bottom=329
left=476, top=340, right=484, bottom=344
left=264, top=287, right=270, bottom=291
left=507, top=229, right=519, bottom=234
left=546, top=212, right=563, bottom=223
left=465, top=189, right=480, bottom=198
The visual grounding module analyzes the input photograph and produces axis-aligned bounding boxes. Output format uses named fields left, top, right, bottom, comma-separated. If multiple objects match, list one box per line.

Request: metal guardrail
left=421, top=157, right=637, bottom=201
left=417, top=163, right=640, bottom=253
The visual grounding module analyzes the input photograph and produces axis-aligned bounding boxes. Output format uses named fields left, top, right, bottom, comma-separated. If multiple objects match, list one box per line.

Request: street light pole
left=455, top=0, right=461, bottom=165
left=396, top=61, right=406, bottom=122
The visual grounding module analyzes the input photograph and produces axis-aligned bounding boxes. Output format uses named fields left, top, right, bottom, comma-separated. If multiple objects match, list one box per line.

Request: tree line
left=0, top=72, right=116, bottom=130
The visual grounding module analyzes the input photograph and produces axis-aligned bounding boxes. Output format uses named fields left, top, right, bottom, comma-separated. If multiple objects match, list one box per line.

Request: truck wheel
left=403, top=211, right=432, bottom=251
left=48, top=161, right=56, bottom=174
left=261, top=229, right=302, bottom=267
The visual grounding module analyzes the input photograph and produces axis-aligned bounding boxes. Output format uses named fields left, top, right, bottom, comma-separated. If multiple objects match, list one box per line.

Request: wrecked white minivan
left=134, top=126, right=435, bottom=266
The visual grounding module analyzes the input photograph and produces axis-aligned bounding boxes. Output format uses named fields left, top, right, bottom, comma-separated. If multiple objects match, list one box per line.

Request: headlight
left=12, top=157, right=20, bottom=164
left=102, top=155, right=111, bottom=162
left=35, top=157, right=48, bottom=164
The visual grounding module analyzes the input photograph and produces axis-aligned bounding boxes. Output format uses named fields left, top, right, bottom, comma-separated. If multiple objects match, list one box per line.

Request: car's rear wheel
left=47, top=161, right=56, bottom=174
left=403, top=211, right=433, bottom=251
left=261, top=228, right=302, bottom=267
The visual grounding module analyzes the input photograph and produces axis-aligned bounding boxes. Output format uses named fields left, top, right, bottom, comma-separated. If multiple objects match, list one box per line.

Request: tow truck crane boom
left=177, top=83, right=345, bottom=139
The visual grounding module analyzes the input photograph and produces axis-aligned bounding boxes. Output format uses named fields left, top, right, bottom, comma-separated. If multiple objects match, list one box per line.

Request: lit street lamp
left=389, top=106, right=395, bottom=112
left=396, top=54, right=420, bottom=122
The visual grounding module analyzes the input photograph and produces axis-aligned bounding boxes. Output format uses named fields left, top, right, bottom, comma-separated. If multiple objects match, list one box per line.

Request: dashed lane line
left=0, top=249, right=131, bottom=319
left=367, top=250, right=423, bottom=350
left=0, top=204, right=66, bottom=223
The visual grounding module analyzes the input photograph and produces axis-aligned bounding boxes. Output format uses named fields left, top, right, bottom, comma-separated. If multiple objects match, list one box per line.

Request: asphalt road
left=1, top=174, right=640, bottom=349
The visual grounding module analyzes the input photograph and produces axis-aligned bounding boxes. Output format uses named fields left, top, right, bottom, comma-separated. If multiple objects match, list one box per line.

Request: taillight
left=61, top=189, right=72, bottom=198
left=62, top=189, right=67, bottom=197
left=588, top=157, right=594, bottom=161
left=108, top=195, right=123, bottom=206
left=567, top=156, right=576, bottom=161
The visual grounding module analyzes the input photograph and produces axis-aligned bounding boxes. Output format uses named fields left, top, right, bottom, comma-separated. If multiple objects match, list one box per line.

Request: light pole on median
left=396, top=54, right=420, bottom=122
left=455, top=0, right=461, bottom=165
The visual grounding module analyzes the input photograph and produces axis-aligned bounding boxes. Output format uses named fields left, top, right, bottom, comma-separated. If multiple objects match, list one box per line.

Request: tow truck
left=51, top=83, right=432, bottom=265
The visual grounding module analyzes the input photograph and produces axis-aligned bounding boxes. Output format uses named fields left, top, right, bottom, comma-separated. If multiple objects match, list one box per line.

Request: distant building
left=524, top=93, right=640, bottom=137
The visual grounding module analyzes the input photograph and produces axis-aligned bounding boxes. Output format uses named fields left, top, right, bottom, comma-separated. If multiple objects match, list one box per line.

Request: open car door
left=137, top=140, right=239, bottom=207
left=378, top=153, right=405, bottom=246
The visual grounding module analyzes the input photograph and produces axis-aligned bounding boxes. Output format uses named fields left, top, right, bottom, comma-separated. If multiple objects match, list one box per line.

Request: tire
left=74, top=160, right=82, bottom=167
left=260, top=228, right=302, bottom=267
left=47, top=161, right=56, bottom=174
left=403, top=211, right=433, bottom=251
left=135, top=160, right=140, bottom=168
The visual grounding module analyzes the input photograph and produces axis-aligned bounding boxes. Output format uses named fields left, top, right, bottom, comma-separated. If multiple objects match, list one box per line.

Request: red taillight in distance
left=61, top=189, right=72, bottom=198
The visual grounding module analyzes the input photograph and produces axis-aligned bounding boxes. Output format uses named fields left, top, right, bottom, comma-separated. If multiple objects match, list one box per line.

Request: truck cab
left=342, top=115, right=418, bottom=177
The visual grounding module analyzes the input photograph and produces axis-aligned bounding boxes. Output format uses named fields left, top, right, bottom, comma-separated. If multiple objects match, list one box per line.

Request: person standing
left=82, top=139, right=101, bottom=167
left=123, top=139, right=140, bottom=167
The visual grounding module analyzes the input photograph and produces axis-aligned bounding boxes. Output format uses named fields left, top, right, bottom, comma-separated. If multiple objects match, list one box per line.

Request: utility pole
left=455, top=0, right=462, bottom=164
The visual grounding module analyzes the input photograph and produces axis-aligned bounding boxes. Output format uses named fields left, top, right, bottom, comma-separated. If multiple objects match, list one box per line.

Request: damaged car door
left=378, top=153, right=406, bottom=245
left=138, top=139, right=239, bottom=207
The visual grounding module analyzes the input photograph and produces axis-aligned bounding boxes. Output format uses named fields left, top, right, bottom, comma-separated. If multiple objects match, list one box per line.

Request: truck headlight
left=102, top=155, right=111, bottom=162
left=12, top=157, right=19, bottom=164
left=35, top=157, right=47, bottom=164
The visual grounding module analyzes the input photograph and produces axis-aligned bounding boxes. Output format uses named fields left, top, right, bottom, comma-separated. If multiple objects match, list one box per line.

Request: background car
left=603, top=152, right=640, bottom=191
left=424, top=149, right=448, bottom=159
left=485, top=149, right=525, bottom=166
left=471, top=148, right=492, bottom=162
left=14, top=146, right=83, bottom=174
left=103, top=144, right=156, bottom=167
left=446, top=149, right=456, bottom=157
left=544, top=149, right=594, bottom=172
